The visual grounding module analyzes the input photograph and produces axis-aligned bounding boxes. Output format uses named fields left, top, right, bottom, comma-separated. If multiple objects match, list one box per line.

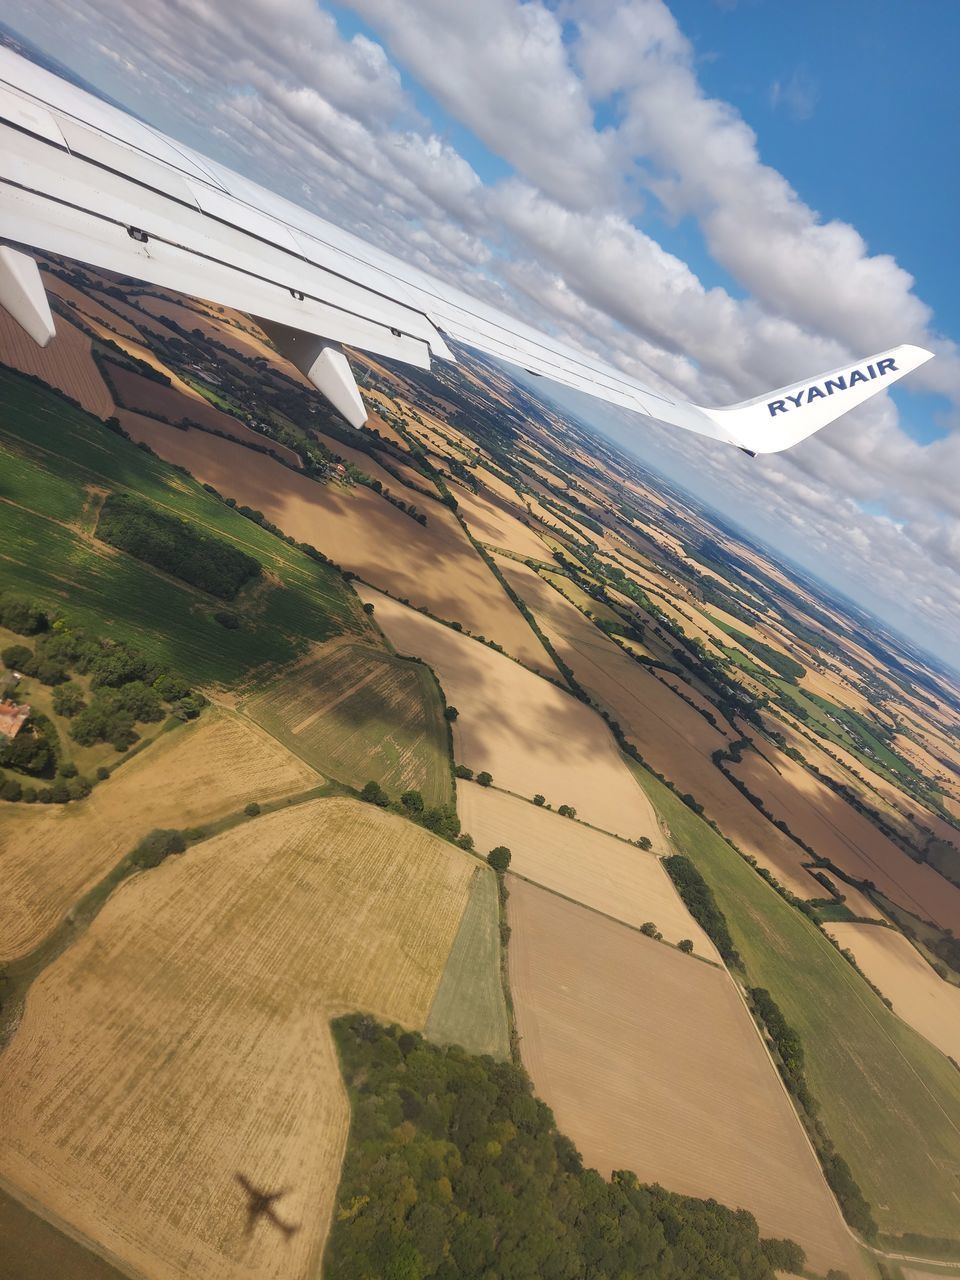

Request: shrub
left=360, top=779, right=389, bottom=806
left=476, top=771, right=493, bottom=787
left=456, top=833, right=475, bottom=851
left=2, top=643, right=33, bottom=670
left=557, top=804, right=577, bottom=819
left=678, top=939, right=694, bottom=954
left=244, top=801, right=261, bottom=817
left=214, top=611, right=240, bottom=629
left=487, top=846, right=512, bottom=873
left=52, top=683, right=86, bottom=718
left=0, top=596, right=48, bottom=635
left=444, top=705, right=459, bottom=721
left=640, top=922, right=662, bottom=940
left=131, top=828, right=186, bottom=869
left=637, top=836, right=653, bottom=851
left=454, top=764, right=473, bottom=780
left=533, top=793, right=546, bottom=806
left=362, top=602, right=375, bottom=615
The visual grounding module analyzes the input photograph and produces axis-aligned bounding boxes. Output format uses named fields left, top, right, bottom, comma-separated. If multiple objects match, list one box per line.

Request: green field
left=0, top=1185, right=129, bottom=1280
left=629, top=759, right=960, bottom=1242
left=424, top=866, right=510, bottom=1060
left=0, top=370, right=360, bottom=685
left=242, top=641, right=453, bottom=804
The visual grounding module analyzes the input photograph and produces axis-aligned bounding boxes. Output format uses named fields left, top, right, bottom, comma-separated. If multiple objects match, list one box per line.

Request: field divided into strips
left=0, top=709, right=321, bottom=962
left=425, top=866, right=511, bottom=1059
left=0, top=799, right=475, bottom=1280
left=243, top=641, right=452, bottom=804
left=115, top=411, right=551, bottom=672
left=0, top=371, right=360, bottom=684
left=630, top=762, right=960, bottom=1240
left=828, top=923, right=960, bottom=1063
left=507, top=878, right=863, bottom=1278
left=0, top=308, right=114, bottom=418
left=357, top=587, right=658, bottom=841
left=456, top=782, right=720, bottom=958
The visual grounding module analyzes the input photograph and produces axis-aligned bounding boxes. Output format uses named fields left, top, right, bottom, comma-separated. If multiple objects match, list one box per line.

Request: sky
left=5, top=0, right=960, bottom=667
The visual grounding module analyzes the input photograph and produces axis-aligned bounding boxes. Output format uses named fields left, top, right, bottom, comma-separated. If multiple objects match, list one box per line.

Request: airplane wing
left=0, top=46, right=933, bottom=451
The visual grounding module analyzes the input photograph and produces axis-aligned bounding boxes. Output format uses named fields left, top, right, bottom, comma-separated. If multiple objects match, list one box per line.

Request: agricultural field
left=357, top=587, right=657, bottom=839
left=456, top=783, right=721, bottom=957
left=453, top=485, right=549, bottom=560
left=424, top=865, right=511, bottom=1059
left=241, top=639, right=452, bottom=804
left=729, top=742, right=960, bottom=932
left=0, top=370, right=361, bottom=684
left=0, top=709, right=320, bottom=961
left=0, top=308, right=113, bottom=419
left=828, top=922, right=960, bottom=1062
left=506, top=877, right=863, bottom=1277
left=0, top=798, right=474, bottom=1280
left=115, top=413, right=550, bottom=671
left=631, top=762, right=960, bottom=1240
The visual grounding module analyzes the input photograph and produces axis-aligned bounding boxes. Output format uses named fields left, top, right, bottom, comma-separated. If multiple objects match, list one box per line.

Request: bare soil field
left=457, top=783, right=721, bottom=957
left=359, top=588, right=655, bottom=839
left=242, top=640, right=452, bottom=804
left=454, top=486, right=548, bottom=559
left=507, top=878, right=864, bottom=1278
left=0, top=710, right=319, bottom=961
left=828, top=923, right=960, bottom=1062
left=0, top=798, right=473, bottom=1280
left=729, top=746, right=960, bottom=933
left=499, top=559, right=825, bottom=898
left=425, top=865, right=510, bottom=1059
left=114, top=416, right=550, bottom=670
left=0, top=310, right=113, bottom=419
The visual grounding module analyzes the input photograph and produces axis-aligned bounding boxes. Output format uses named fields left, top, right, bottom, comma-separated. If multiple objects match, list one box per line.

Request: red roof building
left=0, top=701, right=30, bottom=740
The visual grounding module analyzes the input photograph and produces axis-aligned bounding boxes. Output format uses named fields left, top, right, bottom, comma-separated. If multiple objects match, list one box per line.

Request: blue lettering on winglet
left=767, top=357, right=898, bottom=416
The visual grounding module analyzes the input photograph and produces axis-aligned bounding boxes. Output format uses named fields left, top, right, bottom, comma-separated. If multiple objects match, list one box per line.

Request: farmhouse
left=0, top=700, right=30, bottom=739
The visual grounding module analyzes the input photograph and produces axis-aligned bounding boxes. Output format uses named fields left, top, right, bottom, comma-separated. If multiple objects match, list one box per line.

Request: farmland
left=424, top=865, right=511, bottom=1059
left=456, top=782, right=721, bottom=956
left=0, top=709, right=320, bottom=961
left=0, top=370, right=361, bottom=684
left=0, top=308, right=113, bottom=419
left=358, top=586, right=658, bottom=840
left=506, top=877, right=863, bottom=1277
left=630, top=761, right=960, bottom=1240
left=242, top=640, right=452, bottom=804
left=0, top=798, right=474, bottom=1280
left=828, top=922, right=960, bottom=1062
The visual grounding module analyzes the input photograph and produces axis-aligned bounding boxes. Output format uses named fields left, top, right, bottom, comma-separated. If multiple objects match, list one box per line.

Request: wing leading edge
left=0, top=46, right=933, bottom=451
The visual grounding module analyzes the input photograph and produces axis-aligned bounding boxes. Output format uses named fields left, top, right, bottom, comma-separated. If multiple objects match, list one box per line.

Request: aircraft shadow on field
left=235, top=1172, right=300, bottom=1241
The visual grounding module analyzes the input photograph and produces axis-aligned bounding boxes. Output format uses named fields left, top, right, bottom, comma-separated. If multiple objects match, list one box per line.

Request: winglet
left=0, top=246, right=56, bottom=347
left=698, top=344, right=934, bottom=455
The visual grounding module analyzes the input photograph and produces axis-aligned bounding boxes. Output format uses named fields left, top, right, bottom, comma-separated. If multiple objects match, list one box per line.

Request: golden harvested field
left=0, top=798, right=474, bottom=1280
left=729, top=746, right=960, bottom=933
left=0, top=711, right=319, bottom=961
left=45, top=273, right=147, bottom=342
left=457, top=783, right=721, bottom=958
left=0, top=310, right=113, bottom=419
left=114, top=416, right=549, bottom=671
left=498, top=559, right=825, bottom=898
left=359, top=588, right=656, bottom=839
left=454, top=485, right=548, bottom=559
left=828, top=923, right=960, bottom=1062
left=242, top=640, right=452, bottom=804
left=507, top=879, right=863, bottom=1278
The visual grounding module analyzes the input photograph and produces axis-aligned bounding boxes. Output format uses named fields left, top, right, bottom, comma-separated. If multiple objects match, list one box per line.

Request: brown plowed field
left=0, top=798, right=473, bottom=1280
left=114, top=416, right=549, bottom=671
left=730, top=746, right=960, bottom=933
left=507, top=879, right=865, bottom=1278
left=457, top=783, right=720, bottom=956
left=0, top=310, right=113, bottom=419
left=828, top=923, right=960, bottom=1062
left=0, top=710, right=319, bottom=961
left=455, top=486, right=548, bottom=559
left=361, top=588, right=655, bottom=840
left=499, top=559, right=825, bottom=899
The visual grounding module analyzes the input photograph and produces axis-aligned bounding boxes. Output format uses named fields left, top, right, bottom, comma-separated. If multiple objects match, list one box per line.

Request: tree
left=640, top=922, right=662, bottom=940
left=487, top=846, right=511, bottom=873
left=132, top=828, right=186, bottom=869
left=444, top=705, right=459, bottom=722
left=454, top=764, right=473, bottom=780
left=244, top=801, right=261, bottom=817
left=533, top=794, right=546, bottom=806
left=52, top=683, right=86, bottom=718
left=761, top=1238, right=805, bottom=1273
left=637, top=836, right=652, bottom=851
left=0, top=596, right=48, bottom=635
left=401, top=789, right=424, bottom=815
left=362, top=602, right=375, bottom=614
left=456, top=833, right=474, bottom=851
left=2, top=644, right=32, bottom=670
left=476, top=771, right=493, bottom=787
left=360, top=779, right=389, bottom=806
left=678, top=939, right=694, bottom=954
left=557, top=804, right=577, bottom=819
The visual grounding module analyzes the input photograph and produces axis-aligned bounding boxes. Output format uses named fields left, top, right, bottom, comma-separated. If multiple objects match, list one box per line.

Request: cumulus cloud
left=4, top=0, right=958, bottom=663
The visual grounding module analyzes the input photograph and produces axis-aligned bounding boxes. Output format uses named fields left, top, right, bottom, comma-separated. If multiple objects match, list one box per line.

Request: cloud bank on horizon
left=5, top=0, right=959, bottom=666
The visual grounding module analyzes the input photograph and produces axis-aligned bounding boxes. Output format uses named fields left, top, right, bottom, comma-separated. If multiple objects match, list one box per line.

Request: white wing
left=0, top=46, right=933, bottom=449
